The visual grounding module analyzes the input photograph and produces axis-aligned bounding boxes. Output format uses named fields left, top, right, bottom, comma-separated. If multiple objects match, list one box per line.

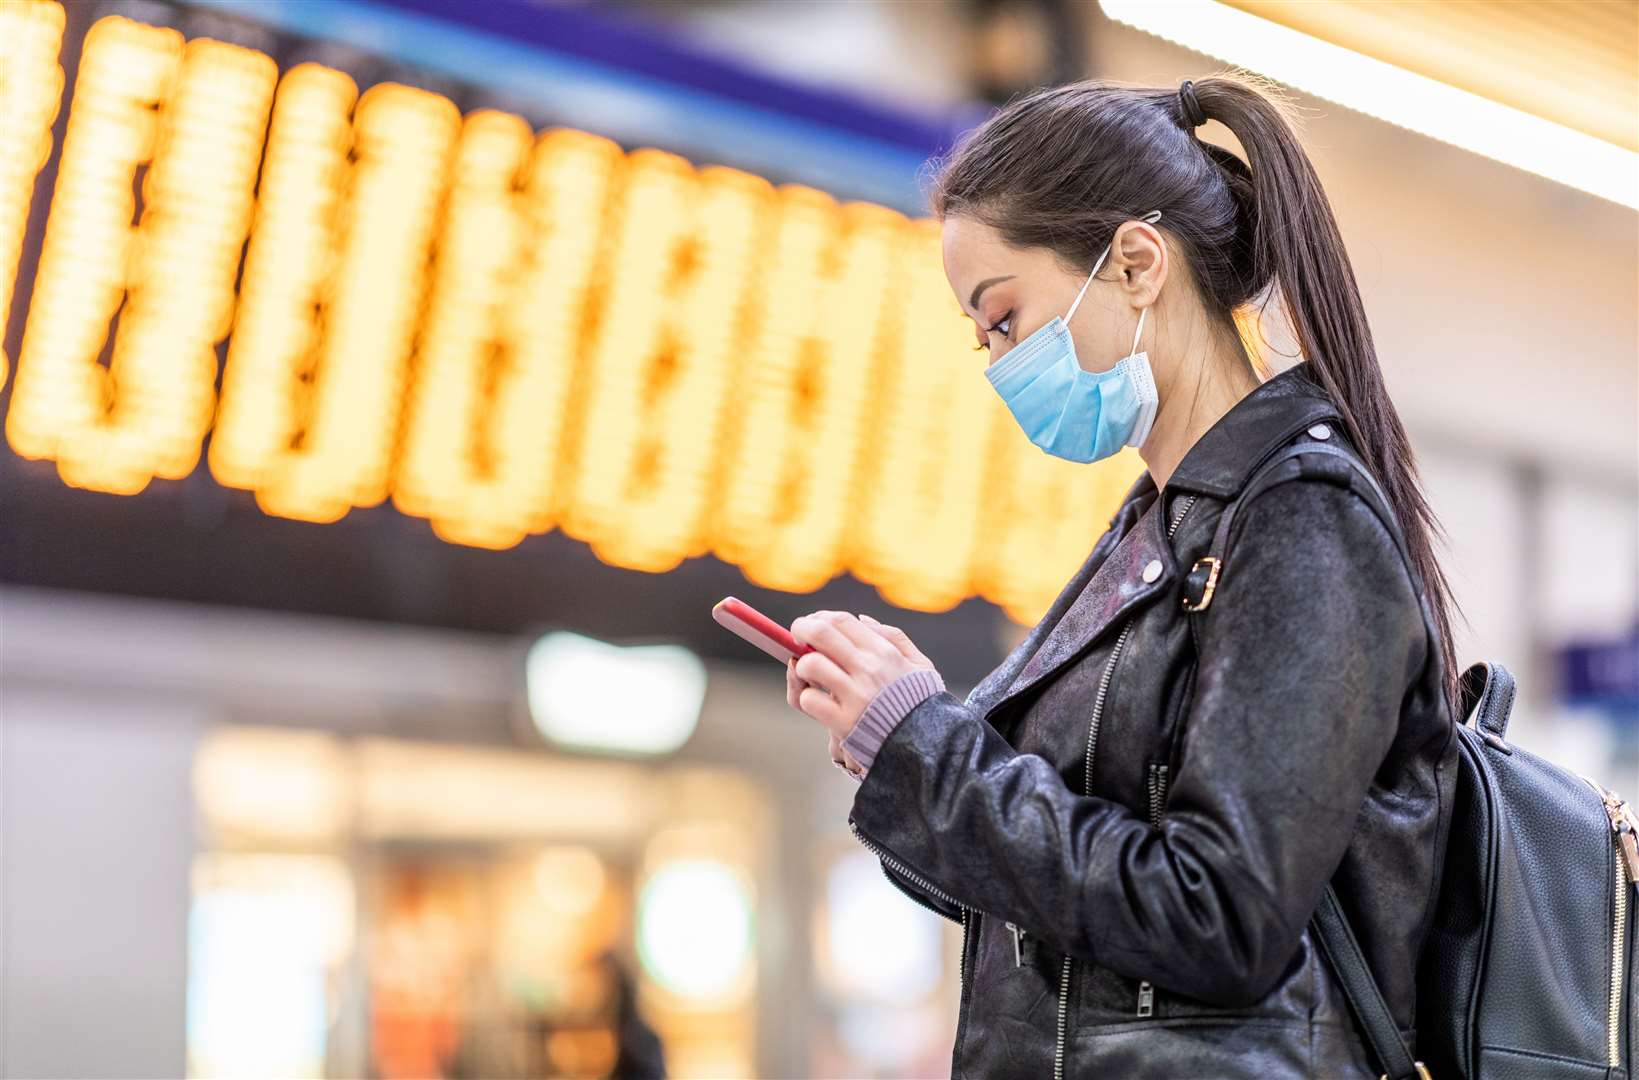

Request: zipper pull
left=1136, top=980, right=1155, bottom=1017
left=1619, top=829, right=1639, bottom=891
left=1614, top=801, right=1639, bottom=888
left=1006, top=921, right=1025, bottom=966
left=1600, top=791, right=1639, bottom=887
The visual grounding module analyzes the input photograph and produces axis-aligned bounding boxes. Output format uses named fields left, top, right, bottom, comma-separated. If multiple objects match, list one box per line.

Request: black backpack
left=1206, top=437, right=1637, bottom=1079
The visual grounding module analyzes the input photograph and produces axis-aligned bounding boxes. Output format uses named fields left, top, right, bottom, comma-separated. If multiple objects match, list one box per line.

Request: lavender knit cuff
left=841, top=668, right=946, bottom=773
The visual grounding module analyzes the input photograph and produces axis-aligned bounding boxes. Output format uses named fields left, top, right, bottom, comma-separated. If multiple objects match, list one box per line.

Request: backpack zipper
left=1582, top=778, right=1638, bottom=1067
left=1609, top=841, right=1628, bottom=1069
left=1136, top=761, right=1170, bottom=1017
left=1053, top=493, right=1196, bottom=1080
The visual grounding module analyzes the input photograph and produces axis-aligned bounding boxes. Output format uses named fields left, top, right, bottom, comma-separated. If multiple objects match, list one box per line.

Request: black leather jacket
left=847, top=363, right=1458, bottom=1078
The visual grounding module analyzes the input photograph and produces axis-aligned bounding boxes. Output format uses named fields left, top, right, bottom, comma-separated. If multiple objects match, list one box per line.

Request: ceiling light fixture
left=1100, top=0, right=1639, bottom=210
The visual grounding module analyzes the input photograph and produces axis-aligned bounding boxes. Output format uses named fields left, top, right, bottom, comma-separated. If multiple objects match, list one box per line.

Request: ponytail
left=1189, top=73, right=1463, bottom=718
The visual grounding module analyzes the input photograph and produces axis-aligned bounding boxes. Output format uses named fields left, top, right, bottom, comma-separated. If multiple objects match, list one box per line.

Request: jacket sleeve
left=845, top=479, right=1428, bottom=1006
left=842, top=668, right=947, bottom=773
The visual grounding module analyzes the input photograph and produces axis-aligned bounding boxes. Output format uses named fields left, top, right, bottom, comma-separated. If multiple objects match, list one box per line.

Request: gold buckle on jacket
left=1380, top=1065, right=1432, bottom=1080
left=1181, top=557, right=1221, bottom=612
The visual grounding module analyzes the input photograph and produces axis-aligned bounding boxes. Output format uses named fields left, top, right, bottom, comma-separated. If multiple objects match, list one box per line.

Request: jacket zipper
left=1136, top=762, right=1170, bottom=1017
left=1053, top=493, right=1196, bottom=1080
left=1582, top=778, right=1639, bottom=1067
left=1146, top=762, right=1170, bottom=825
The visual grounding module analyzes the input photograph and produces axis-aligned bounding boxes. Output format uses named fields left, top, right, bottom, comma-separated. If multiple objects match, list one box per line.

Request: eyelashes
left=974, top=311, right=1014, bottom=350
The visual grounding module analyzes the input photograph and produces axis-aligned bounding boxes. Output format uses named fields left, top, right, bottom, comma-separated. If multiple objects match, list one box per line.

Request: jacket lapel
left=962, top=478, right=1155, bottom=716
left=988, top=495, right=1180, bottom=712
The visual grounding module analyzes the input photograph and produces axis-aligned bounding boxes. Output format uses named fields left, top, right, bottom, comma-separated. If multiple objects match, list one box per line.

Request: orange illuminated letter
left=394, top=121, right=621, bottom=548
left=211, top=71, right=459, bottom=521
left=848, top=220, right=1002, bottom=613
left=562, top=153, right=773, bottom=572
left=7, top=18, right=275, bottom=494
left=0, top=0, right=65, bottom=390
left=710, top=191, right=903, bottom=592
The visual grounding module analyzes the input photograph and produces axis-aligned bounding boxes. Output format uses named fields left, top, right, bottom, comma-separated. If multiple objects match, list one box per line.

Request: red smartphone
left=712, top=596, right=814, bottom=664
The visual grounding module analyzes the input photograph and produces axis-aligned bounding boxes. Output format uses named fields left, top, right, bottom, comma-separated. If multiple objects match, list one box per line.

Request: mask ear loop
left=1127, top=305, right=1148, bottom=360
left=1064, top=248, right=1107, bottom=326
left=1065, top=209, right=1164, bottom=328
left=1126, top=210, right=1163, bottom=360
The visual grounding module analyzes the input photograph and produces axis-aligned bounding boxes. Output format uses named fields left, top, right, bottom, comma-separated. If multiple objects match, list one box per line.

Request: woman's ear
left=1114, top=221, right=1167, bottom=304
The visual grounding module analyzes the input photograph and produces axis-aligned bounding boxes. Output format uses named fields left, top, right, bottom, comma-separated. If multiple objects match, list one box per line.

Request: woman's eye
left=973, top=312, right=1013, bottom=350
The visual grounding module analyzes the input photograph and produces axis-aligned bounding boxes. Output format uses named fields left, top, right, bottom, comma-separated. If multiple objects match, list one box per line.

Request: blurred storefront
left=1, top=588, right=967, bottom=1078
left=189, top=727, right=766, bottom=1078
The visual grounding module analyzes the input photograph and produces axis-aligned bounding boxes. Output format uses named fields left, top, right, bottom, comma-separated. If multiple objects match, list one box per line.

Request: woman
left=784, top=74, right=1460, bottom=1078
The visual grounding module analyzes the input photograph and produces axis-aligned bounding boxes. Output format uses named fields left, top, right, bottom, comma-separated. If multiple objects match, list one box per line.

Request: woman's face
left=940, top=213, right=1167, bottom=374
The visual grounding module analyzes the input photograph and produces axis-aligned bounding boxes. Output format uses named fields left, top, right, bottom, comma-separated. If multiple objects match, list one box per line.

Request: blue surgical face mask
left=983, top=210, right=1163, bottom=463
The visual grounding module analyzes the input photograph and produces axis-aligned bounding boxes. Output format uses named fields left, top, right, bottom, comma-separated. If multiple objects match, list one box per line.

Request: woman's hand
left=784, top=610, right=936, bottom=740
left=786, top=652, right=866, bottom=776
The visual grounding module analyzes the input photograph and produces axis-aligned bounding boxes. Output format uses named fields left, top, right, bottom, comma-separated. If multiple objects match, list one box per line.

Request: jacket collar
left=1128, top=361, right=1343, bottom=504
left=974, top=362, right=1343, bottom=717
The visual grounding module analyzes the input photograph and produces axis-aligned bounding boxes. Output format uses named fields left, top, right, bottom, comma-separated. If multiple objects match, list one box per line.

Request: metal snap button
left=1307, top=423, right=1332, bottom=441
left=1142, top=559, right=1163, bottom=583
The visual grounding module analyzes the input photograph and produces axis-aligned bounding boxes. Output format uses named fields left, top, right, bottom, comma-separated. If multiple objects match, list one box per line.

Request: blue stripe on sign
left=203, top=0, right=964, bottom=211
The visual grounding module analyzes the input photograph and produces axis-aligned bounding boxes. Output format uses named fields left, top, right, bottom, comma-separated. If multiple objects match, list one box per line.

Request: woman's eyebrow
left=968, top=274, right=1015, bottom=311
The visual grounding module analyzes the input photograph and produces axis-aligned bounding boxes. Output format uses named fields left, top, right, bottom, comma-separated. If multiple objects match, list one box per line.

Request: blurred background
left=0, top=1, right=1633, bottom=1077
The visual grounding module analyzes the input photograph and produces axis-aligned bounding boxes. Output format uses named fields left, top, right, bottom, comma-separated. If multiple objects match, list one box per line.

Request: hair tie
left=1177, top=79, right=1207, bottom=129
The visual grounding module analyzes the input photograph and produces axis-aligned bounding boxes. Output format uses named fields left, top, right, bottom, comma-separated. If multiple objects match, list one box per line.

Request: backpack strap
left=1181, top=438, right=1409, bottom=613
left=1180, top=435, right=1430, bottom=1080
left=1312, top=890, right=1431, bottom=1080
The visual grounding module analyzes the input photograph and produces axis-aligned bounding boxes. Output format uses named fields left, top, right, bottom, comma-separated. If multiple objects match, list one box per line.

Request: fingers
left=787, top=656, right=838, bottom=708
left=859, top=613, right=932, bottom=667
left=791, top=614, right=861, bottom=674
left=792, top=611, right=893, bottom=676
left=809, top=610, right=884, bottom=652
left=827, top=730, right=863, bottom=773
left=794, top=649, right=859, bottom=709
left=786, top=657, right=804, bottom=710
left=785, top=609, right=927, bottom=754
left=798, top=684, right=846, bottom=730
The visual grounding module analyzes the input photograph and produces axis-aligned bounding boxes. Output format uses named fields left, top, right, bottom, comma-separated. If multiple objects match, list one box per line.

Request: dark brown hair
left=931, top=71, right=1461, bottom=718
